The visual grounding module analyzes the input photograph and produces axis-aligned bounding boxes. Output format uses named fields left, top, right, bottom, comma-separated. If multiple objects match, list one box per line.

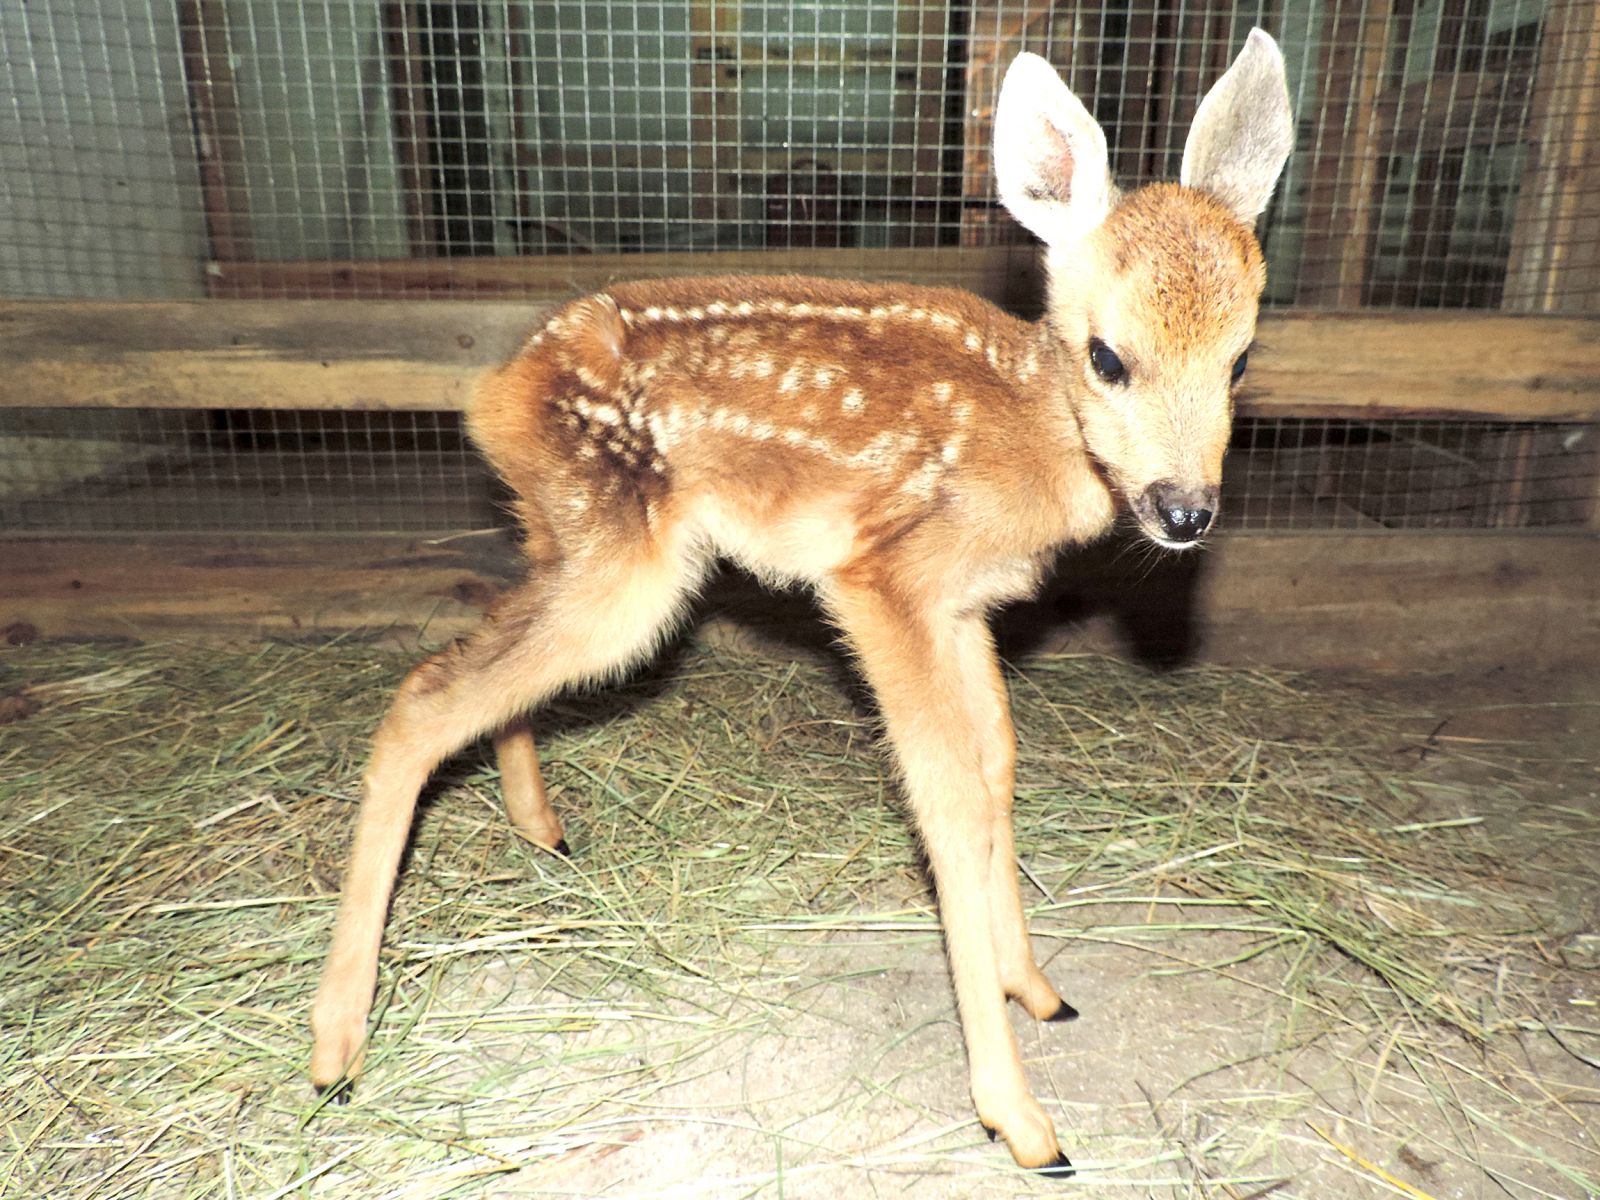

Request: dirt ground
left=456, top=657, right=1600, bottom=1200
left=2, top=625, right=1597, bottom=1200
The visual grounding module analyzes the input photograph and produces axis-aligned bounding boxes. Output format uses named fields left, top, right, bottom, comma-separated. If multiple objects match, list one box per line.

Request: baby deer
left=311, top=31, right=1293, bottom=1173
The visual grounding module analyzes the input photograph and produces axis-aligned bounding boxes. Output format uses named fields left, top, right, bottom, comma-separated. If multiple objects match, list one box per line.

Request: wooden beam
left=1245, top=311, right=1600, bottom=419
left=3, top=531, right=1595, bottom=673
left=1040, top=529, right=1600, bottom=672
left=203, top=246, right=1020, bottom=299
left=2, top=301, right=1595, bottom=421
left=0, top=300, right=527, bottom=414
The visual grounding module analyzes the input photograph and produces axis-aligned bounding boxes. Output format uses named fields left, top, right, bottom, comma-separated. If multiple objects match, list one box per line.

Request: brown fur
left=311, top=35, right=1292, bottom=1174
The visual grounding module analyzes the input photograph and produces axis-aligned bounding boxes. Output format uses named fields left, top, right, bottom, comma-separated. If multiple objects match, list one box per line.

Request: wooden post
left=176, top=0, right=254, bottom=269
left=1295, top=0, right=1397, bottom=307
left=959, top=1, right=1057, bottom=247
left=1503, top=0, right=1600, bottom=526
left=689, top=2, right=742, bottom=227
left=382, top=3, right=440, bottom=258
left=1504, top=0, right=1600, bottom=315
left=1109, top=6, right=1161, bottom=183
left=900, top=0, right=950, bottom=208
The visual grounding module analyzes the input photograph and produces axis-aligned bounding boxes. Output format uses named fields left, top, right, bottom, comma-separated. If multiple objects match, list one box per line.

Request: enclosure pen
left=2, top=3, right=1598, bottom=1199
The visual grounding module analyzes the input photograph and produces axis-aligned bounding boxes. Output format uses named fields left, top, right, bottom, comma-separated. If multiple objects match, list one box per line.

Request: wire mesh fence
left=5, top=0, right=1593, bottom=307
left=1, top=1, right=1596, bottom=536
left=2, top=407, right=1591, bottom=535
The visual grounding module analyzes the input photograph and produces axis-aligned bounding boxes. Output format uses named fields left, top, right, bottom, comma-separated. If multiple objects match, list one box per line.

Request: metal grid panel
left=1229, top=417, right=1598, bottom=529
left=3, top=1, right=1594, bottom=309
left=3, top=407, right=1592, bottom=535
left=0, top=408, right=495, bottom=534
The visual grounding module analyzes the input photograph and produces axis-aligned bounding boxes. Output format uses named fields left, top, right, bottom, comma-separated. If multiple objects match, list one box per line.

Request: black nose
left=1146, top=482, right=1217, bottom=543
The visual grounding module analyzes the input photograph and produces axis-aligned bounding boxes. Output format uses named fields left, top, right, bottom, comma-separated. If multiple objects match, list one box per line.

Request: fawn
left=311, top=31, right=1293, bottom=1173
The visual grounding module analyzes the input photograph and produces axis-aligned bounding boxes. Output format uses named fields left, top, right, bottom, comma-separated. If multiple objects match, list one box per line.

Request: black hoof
left=1045, top=1000, right=1080, bottom=1023
left=1035, top=1152, right=1074, bottom=1178
left=552, top=838, right=571, bottom=857
left=983, top=1124, right=997, bottom=1143
left=314, top=1081, right=352, bottom=1106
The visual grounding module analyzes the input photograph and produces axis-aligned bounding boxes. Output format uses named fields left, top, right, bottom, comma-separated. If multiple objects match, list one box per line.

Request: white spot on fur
left=728, top=355, right=776, bottom=381
left=647, top=407, right=692, bottom=452
left=842, top=389, right=866, bottom=413
left=845, top=430, right=916, bottom=471
left=901, top=457, right=943, bottom=500
left=812, top=366, right=839, bottom=389
left=930, top=381, right=955, bottom=406
left=572, top=364, right=617, bottom=398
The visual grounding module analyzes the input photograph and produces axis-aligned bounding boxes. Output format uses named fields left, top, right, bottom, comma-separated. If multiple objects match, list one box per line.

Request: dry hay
left=0, top=631, right=1595, bottom=1198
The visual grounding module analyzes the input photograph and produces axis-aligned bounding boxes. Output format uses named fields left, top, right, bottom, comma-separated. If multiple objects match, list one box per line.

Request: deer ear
left=1181, top=28, right=1294, bottom=223
left=994, top=53, right=1116, bottom=247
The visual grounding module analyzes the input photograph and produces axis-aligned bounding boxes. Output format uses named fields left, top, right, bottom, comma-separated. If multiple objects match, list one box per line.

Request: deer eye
left=1231, top=351, right=1248, bottom=383
left=1088, top=339, right=1126, bottom=385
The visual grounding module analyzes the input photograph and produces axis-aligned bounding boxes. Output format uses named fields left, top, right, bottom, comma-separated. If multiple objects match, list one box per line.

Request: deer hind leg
left=949, top=627, right=1073, bottom=1023
left=824, top=580, right=1070, bottom=1174
left=493, top=717, right=565, bottom=853
left=309, top=536, right=702, bottom=1093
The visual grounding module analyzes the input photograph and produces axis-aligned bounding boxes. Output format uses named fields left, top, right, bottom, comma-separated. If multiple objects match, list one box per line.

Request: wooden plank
left=204, top=246, right=1022, bottom=299
left=0, top=535, right=519, bottom=646
left=0, top=300, right=532, bottom=414
left=2, top=301, right=1595, bottom=420
left=3, top=531, right=1595, bottom=674
left=1038, top=529, right=1600, bottom=671
left=1245, top=311, right=1600, bottom=420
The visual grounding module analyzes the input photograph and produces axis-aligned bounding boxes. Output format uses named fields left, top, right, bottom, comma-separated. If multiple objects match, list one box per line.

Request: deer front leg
left=827, top=583, right=1072, bottom=1174
left=947, top=624, right=1075, bottom=1024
